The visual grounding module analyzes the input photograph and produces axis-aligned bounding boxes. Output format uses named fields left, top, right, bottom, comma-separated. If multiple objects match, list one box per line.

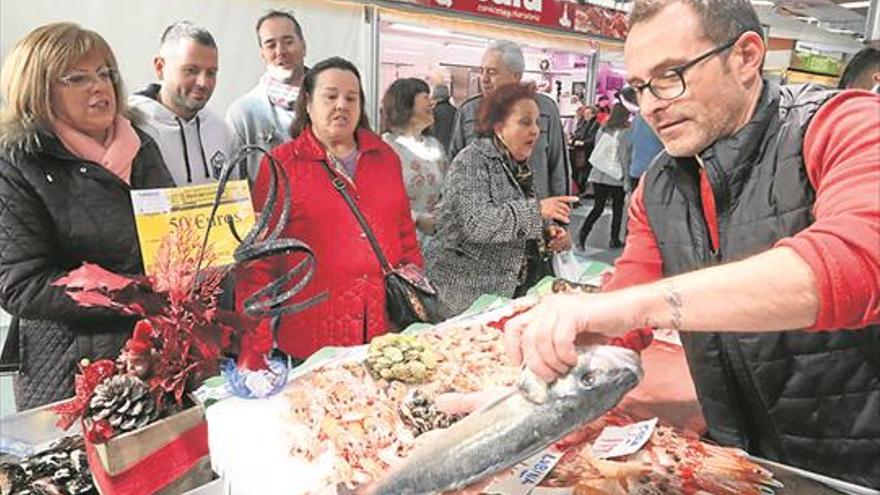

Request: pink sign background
left=400, top=0, right=629, bottom=40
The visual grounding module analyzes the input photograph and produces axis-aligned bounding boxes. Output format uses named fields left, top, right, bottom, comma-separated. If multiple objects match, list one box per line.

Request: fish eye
left=580, top=371, right=597, bottom=387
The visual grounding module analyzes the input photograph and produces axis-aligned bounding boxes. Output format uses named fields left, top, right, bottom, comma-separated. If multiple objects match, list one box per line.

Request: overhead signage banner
left=790, top=50, right=842, bottom=76
left=397, top=0, right=629, bottom=40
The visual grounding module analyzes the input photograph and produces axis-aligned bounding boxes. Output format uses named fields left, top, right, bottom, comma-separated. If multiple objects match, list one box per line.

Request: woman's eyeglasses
left=619, top=38, right=738, bottom=110
left=58, top=67, right=119, bottom=90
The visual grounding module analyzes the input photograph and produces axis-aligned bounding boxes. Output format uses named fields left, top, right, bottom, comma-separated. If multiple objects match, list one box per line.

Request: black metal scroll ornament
left=194, top=145, right=327, bottom=325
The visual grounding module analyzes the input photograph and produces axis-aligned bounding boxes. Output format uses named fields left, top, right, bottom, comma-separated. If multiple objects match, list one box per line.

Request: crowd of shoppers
left=2, top=6, right=878, bottom=488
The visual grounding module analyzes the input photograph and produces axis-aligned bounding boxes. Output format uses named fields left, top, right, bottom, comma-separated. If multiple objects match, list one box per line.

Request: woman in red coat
left=237, top=57, right=422, bottom=360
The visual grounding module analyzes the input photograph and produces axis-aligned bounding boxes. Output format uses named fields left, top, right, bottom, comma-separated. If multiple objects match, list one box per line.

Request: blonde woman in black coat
left=0, top=23, right=173, bottom=409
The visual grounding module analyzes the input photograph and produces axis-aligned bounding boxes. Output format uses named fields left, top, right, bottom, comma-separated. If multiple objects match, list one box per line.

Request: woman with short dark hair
left=381, top=78, right=447, bottom=251
left=426, top=82, right=577, bottom=317
left=237, top=57, right=421, bottom=360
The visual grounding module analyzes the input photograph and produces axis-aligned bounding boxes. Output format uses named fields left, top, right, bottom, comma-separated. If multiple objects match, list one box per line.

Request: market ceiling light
left=838, top=1, right=870, bottom=8
left=389, top=23, right=449, bottom=36
left=389, top=23, right=487, bottom=43
left=796, top=15, right=821, bottom=25
left=385, top=48, right=421, bottom=57
left=750, top=0, right=775, bottom=6
left=444, top=42, right=487, bottom=51
left=823, top=27, right=858, bottom=35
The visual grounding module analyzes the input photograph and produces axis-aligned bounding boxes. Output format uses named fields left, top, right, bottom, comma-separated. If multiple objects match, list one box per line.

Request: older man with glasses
left=504, top=0, right=880, bottom=488
left=448, top=40, right=571, bottom=200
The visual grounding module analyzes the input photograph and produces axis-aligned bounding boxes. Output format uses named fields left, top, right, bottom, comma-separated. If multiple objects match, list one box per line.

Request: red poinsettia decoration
left=51, top=223, right=263, bottom=431
left=53, top=359, right=118, bottom=431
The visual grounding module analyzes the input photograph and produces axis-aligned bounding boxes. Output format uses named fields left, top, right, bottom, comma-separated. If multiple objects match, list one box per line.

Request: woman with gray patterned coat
left=426, top=83, right=578, bottom=317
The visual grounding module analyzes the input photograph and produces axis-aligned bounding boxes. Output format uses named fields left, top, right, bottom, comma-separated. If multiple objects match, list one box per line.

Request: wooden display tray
left=91, top=401, right=205, bottom=476
left=0, top=399, right=223, bottom=495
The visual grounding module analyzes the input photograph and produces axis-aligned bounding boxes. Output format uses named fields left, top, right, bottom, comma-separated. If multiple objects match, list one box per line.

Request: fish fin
left=471, top=388, right=519, bottom=416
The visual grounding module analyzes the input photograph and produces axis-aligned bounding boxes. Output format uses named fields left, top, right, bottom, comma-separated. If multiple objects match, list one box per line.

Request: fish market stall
left=200, top=283, right=877, bottom=495
left=3, top=273, right=877, bottom=494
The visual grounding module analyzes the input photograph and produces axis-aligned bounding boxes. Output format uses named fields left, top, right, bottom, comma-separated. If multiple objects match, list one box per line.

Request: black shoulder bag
left=319, top=158, right=440, bottom=330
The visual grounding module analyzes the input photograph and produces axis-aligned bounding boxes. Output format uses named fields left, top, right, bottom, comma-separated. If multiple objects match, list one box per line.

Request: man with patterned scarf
left=227, top=10, right=308, bottom=183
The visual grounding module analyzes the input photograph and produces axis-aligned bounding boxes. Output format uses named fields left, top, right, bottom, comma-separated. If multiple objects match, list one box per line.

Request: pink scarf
left=52, top=114, right=140, bottom=184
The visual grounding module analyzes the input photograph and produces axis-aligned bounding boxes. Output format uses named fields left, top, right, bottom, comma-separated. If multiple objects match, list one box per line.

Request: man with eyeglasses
left=129, top=21, right=233, bottom=186
left=504, top=0, right=879, bottom=487
left=447, top=40, right=572, bottom=200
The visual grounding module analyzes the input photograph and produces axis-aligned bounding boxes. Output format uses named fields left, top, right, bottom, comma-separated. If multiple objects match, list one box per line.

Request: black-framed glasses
left=620, top=38, right=738, bottom=109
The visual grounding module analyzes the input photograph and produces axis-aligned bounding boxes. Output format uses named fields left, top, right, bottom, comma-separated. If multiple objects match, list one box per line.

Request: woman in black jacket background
left=0, top=23, right=173, bottom=409
left=569, top=104, right=599, bottom=196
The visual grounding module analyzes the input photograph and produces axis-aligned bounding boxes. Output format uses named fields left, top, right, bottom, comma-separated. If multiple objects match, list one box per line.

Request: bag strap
left=319, top=158, right=393, bottom=274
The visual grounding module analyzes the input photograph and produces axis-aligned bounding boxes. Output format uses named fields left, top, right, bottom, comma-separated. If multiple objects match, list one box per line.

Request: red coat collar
left=293, top=126, right=385, bottom=161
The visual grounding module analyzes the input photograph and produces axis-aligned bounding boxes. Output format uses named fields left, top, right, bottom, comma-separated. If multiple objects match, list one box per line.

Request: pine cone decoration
left=87, top=375, right=158, bottom=434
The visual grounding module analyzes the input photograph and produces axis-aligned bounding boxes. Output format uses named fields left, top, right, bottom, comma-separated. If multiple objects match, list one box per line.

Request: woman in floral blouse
left=381, top=78, right=448, bottom=251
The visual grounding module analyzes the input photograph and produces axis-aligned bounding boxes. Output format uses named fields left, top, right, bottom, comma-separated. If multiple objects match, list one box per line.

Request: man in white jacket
left=130, top=21, right=233, bottom=186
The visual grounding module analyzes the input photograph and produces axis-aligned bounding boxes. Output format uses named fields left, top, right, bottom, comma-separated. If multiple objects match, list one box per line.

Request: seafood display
left=278, top=318, right=782, bottom=494
left=282, top=323, right=520, bottom=489
left=0, top=436, right=95, bottom=495
left=547, top=413, right=782, bottom=495
left=283, top=362, right=416, bottom=488
left=397, top=391, right=461, bottom=437
left=372, top=345, right=643, bottom=495
left=417, top=323, right=520, bottom=396
left=365, top=334, right=436, bottom=383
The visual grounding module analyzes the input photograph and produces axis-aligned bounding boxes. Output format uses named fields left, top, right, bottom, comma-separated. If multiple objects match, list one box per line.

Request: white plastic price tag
left=484, top=445, right=566, bottom=495
left=591, top=417, right=658, bottom=459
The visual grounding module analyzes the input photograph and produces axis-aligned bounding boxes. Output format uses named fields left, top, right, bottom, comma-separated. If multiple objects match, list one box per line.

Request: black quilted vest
left=642, top=82, right=880, bottom=488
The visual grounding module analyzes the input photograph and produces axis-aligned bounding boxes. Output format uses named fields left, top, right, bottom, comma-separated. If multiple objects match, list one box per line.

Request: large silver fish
left=371, top=345, right=643, bottom=495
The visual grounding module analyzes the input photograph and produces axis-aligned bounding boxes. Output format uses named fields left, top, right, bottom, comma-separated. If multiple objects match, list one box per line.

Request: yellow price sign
left=131, top=181, right=256, bottom=275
